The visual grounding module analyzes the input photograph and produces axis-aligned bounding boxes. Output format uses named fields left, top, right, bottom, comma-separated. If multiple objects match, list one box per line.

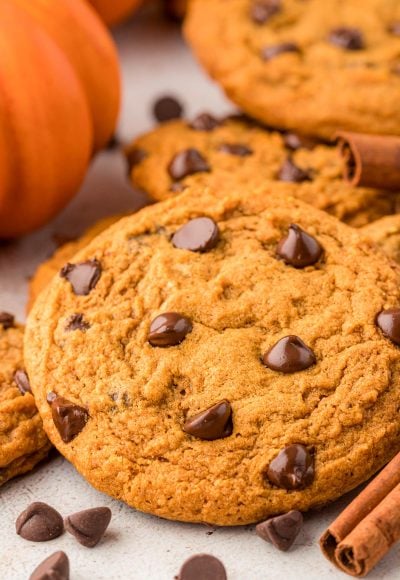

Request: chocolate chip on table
left=278, top=157, right=312, bottom=183
left=261, top=42, right=300, bottom=60
left=178, top=554, right=227, bottom=580
left=60, top=259, right=101, bottom=296
left=189, top=113, right=221, bottom=131
left=30, top=551, right=69, bottom=580
left=250, top=0, right=281, bottom=24
left=262, top=336, right=316, bottom=373
left=168, top=148, right=210, bottom=181
left=126, top=147, right=148, bottom=170
left=183, top=400, right=233, bottom=441
left=14, top=369, right=32, bottom=394
left=283, top=133, right=319, bottom=151
left=48, top=395, right=89, bottom=443
left=376, top=308, right=400, bottom=346
left=266, top=444, right=315, bottom=490
left=0, top=311, right=14, bottom=329
left=65, top=313, right=90, bottom=332
left=217, top=143, right=253, bottom=156
left=16, top=502, right=64, bottom=542
left=276, top=224, right=323, bottom=268
left=148, top=313, right=193, bottom=347
left=388, top=22, right=400, bottom=36
left=172, top=217, right=220, bottom=252
left=153, top=95, right=184, bottom=123
left=328, top=27, right=365, bottom=50
left=256, top=510, right=303, bottom=551
left=64, top=507, right=111, bottom=548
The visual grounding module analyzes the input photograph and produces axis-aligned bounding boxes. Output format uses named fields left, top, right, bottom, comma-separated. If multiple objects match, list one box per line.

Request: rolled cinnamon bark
left=336, top=132, right=400, bottom=191
left=320, top=451, right=400, bottom=577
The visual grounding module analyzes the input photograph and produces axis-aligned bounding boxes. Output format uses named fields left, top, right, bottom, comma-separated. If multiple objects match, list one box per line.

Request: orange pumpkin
left=88, top=0, right=143, bottom=27
left=0, top=0, right=120, bottom=238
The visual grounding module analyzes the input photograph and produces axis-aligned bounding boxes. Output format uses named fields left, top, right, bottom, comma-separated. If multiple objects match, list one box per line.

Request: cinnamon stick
left=336, top=131, right=400, bottom=190
left=320, top=451, right=400, bottom=577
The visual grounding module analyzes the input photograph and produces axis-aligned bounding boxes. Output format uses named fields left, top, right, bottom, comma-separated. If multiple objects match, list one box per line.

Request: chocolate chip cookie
left=0, top=316, right=50, bottom=486
left=25, top=187, right=400, bottom=525
left=184, top=0, right=400, bottom=139
left=126, top=114, right=400, bottom=227
left=361, top=215, right=400, bottom=264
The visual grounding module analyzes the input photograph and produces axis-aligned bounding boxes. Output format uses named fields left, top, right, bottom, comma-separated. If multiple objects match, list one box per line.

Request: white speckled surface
left=0, top=7, right=399, bottom=579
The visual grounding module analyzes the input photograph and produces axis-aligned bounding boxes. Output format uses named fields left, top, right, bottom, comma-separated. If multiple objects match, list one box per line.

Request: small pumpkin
left=88, top=0, right=143, bottom=27
left=0, top=0, right=120, bottom=238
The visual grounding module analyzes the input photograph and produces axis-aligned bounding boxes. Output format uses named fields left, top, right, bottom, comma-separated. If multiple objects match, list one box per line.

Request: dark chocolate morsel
left=64, top=507, right=112, bottom=548
left=376, top=308, right=400, bottom=346
left=250, top=0, right=281, bottom=24
left=148, top=312, right=192, bottom=347
left=168, top=149, right=210, bottom=181
left=60, top=260, right=101, bottom=296
left=261, top=42, right=300, bottom=60
left=266, top=444, right=315, bottom=490
left=388, top=22, right=400, bottom=36
left=16, top=502, right=64, bottom=542
left=262, top=336, right=316, bottom=373
left=170, top=181, right=187, bottom=193
left=178, top=554, right=227, bottom=580
left=183, top=400, right=233, bottom=441
left=172, top=217, right=220, bottom=253
left=65, top=313, right=90, bottom=332
left=328, top=27, right=364, bottom=50
left=217, top=143, right=253, bottom=156
left=283, top=133, right=319, bottom=151
left=153, top=95, right=184, bottom=123
left=14, top=369, right=32, bottom=394
left=189, top=113, right=221, bottom=131
left=29, top=551, right=69, bottom=580
left=276, top=224, right=323, bottom=268
left=0, top=311, right=14, bottom=329
left=256, top=510, right=303, bottom=551
left=48, top=395, right=89, bottom=443
left=278, top=157, right=312, bottom=183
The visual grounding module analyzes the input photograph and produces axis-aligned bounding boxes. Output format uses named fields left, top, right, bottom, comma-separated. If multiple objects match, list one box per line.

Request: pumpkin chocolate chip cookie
left=361, top=214, right=400, bottom=265
left=184, top=0, right=400, bottom=139
left=126, top=114, right=400, bottom=227
left=0, top=315, right=50, bottom=486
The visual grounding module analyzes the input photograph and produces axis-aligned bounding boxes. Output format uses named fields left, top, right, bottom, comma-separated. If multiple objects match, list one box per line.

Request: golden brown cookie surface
left=361, top=214, right=400, bottom=264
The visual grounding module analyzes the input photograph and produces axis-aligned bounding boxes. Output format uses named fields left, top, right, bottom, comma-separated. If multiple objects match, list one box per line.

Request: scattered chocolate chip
left=168, top=149, right=210, bottom=181
left=251, top=0, right=281, bottom=24
left=266, top=444, right=315, bottom=490
left=388, top=22, right=400, bottom=36
left=189, top=113, right=221, bottom=131
left=217, top=143, right=253, bottom=156
left=0, top=311, right=14, bottom=329
left=170, top=182, right=187, bottom=193
left=256, top=510, right=303, bottom=551
left=126, top=147, right=148, bottom=170
left=30, top=551, right=69, bottom=580
left=262, top=336, right=316, bottom=373
left=376, top=308, right=400, bottom=345
left=14, top=370, right=32, bottom=394
left=283, top=133, right=319, bottom=151
left=276, top=224, right=323, bottom=268
left=148, top=313, right=193, bottom=347
left=48, top=395, right=89, bottom=443
left=278, top=157, right=312, bottom=183
left=178, top=554, right=227, bottom=580
left=16, top=502, right=64, bottom=542
left=60, top=260, right=101, bottom=296
left=64, top=507, right=111, bottom=548
left=65, top=313, right=90, bottom=332
left=328, top=27, right=364, bottom=50
left=183, top=400, right=233, bottom=441
left=172, top=217, right=219, bottom=252
left=261, top=42, right=300, bottom=60
left=153, top=96, right=184, bottom=123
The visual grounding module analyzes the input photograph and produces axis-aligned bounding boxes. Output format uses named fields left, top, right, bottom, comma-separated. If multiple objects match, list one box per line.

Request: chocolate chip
left=376, top=308, right=400, bottom=346
left=261, top=42, right=300, bottom=60
left=16, top=502, right=64, bottom=542
left=388, top=22, right=400, bottom=36
left=256, top=510, right=303, bottom=551
left=266, top=444, right=315, bottom=490
left=30, top=551, right=69, bottom=580
left=189, top=113, right=221, bottom=131
left=278, top=157, right=312, bottom=183
left=60, top=260, right=101, bottom=296
left=65, top=313, right=90, bottom=332
left=328, top=27, right=364, bottom=50
left=106, top=134, right=121, bottom=150
left=217, top=143, right=253, bottom=156
left=126, top=147, right=148, bottom=170
left=168, top=149, right=210, bottom=181
left=183, top=400, right=233, bottom=441
left=48, top=395, right=89, bottom=443
left=262, top=336, right=316, bottom=373
left=153, top=96, right=184, bottom=122
left=14, top=370, right=32, bottom=394
left=148, top=312, right=192, bottom=347
left=0, top=311, right=14, bottom=329
left=172, top=217, right=219, bottom=252
left=47, top=391, right=57, bottom=404
left=251, top=0, right=281, bottom=24
left=276, top=224, right=323, bottom=268
left=283, top=133, right=319, bottom=151
left=170, top=182, right=187, bottom=193
left=179, top=554, right=227, bottom=580
left=64, top=507, right=111, bottom=548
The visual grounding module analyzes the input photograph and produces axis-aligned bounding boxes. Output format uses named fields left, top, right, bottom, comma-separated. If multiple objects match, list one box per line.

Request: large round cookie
left=126, top=114, right=400, bottom=227
left=185, top=0, right=400, bottom=139
left=25, top=187, right=400, bottom=525
left=0, top=316, right=50, bottom=485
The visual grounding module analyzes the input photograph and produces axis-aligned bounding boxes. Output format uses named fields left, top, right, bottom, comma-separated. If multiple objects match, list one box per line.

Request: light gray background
left=0, top=7, right=398, bottom=579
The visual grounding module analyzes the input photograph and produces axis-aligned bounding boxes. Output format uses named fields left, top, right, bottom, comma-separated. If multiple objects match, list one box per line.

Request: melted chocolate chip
left=14, top=369, right=32, bottom=394
left=251, top=0, right=281, bottom=24
left=65, top=507, right=111, bottom=548
left=126, top=147, right=148, bottom=170
left=189, top=113, right=221, bottom=131
left=278, top=157, right=312, bottom=183
left=183, top=400, right=233, bottom=440
left=172, top=217, right=220, bottom=252
left=153, top=95, right=184, bottom=122
left=65, top=313, right=90, bottom=332
left=376, top=308, right=400, bottom=345
left=30, top=551, right=69, bottom=580
left=168, top=149, right=210, bottom=181
left=388, top=22, right=400, bottom=36
left=256, top=510, right=303, bottom=551
left=48, top=395, right=89, bottom=443
left=262, top=336, right=316, bottom=373
left=276, top=224, right=323, bottom=268
left=148, top=312, right=192, bottom=347
left=0, top=311, right=14, bottom=329
left=60, top=260, right=101, bottom=296
left=283, top=133, right=319, bottom=151
left=328, top=27, right=364, bottom=50
left=261, top=42, right=300, bottom=60
left=16, top=502, right=64, bottom=542
left=178, top=554, right=227, bottom=580
left=217, top=143, right=253, bottom=156
left=266, top=444, right=315, bottom=490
